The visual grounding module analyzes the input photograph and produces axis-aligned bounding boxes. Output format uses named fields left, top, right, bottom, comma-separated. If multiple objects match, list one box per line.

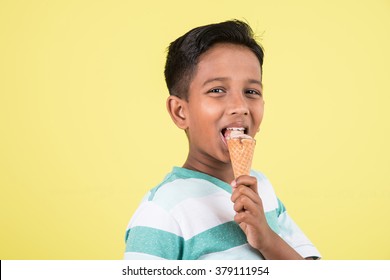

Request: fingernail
left=230, top=180, right=236, bottom=188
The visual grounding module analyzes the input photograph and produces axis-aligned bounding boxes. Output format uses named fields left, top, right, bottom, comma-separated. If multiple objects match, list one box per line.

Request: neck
left=183, top=154, right=235, bottom=184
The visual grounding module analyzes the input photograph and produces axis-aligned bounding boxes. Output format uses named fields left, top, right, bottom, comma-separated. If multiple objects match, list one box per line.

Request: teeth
left=226, top=127, right=245, bottom=131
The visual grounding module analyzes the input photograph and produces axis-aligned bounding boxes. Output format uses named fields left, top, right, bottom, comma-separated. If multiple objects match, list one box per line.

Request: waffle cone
left=227, top=138, right=256, bottom=178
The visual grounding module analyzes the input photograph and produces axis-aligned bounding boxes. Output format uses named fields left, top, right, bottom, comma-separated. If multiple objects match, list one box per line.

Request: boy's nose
left=227, top=93, right=249, bottom=115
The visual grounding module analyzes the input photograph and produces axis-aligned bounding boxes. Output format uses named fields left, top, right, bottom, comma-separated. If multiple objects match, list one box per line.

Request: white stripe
left=127, top=201, right=182, bottom=237
left=154, top=172, right=278, bottom=212
left=253, top=172, right=279, bottom=212
left=166, top=176, right=280, bottom=240
left=171, top=192, right=236, bottom=240
left=128, top=176, right=282, bottom=240
left=278, top=211, right=321, bottom=259
left=198, top=244, right=264, bottom=260
left=151, top=178, right=222, bottom=211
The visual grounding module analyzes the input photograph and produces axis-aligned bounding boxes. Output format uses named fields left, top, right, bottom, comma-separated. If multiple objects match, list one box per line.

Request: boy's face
left=185, top=43, right=265, bottom=165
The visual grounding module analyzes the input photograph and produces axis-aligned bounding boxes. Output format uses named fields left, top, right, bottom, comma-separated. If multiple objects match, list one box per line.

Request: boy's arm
left=231, top=176, right=304, bottom=260
left=253, top=225, right=304, bottom=260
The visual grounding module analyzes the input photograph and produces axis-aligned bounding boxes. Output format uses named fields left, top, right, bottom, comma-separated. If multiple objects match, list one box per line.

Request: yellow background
left=1, top=0, right=389, bottom=259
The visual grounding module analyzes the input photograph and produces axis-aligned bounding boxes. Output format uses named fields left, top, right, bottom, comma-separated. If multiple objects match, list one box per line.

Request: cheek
left=259, top=107, right=265, bottom=122
left=201, top=98, right=221, bottom=114
left=254, top=104, right=265, bottom=124
left=194, top=99, right=223, bottom=122
left=188, top=102, right=218, bottom=132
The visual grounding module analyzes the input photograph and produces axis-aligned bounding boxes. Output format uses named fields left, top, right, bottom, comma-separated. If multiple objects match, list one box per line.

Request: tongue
left=224, top=129, right=252, bottom=140
left=228, top=130, right=243, bottom=138
left=223, top=129, right=233, bottom=139
left=224, top=129, right=251, bottom=139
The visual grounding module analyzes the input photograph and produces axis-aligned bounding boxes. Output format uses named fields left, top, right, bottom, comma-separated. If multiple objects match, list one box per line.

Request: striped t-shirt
left=124, top=167, right=320, bottom=260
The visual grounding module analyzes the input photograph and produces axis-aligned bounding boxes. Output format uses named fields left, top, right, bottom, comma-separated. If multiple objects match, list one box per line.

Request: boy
left=124, top=20, right=321, bottom=260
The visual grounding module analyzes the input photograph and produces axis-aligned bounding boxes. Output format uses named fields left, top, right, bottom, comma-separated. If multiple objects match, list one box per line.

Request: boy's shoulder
left=149, top=167, right=273, bottom=193
left=146, top=167, right=276, bottom=207
left=146, top=167, right=230, bottom=207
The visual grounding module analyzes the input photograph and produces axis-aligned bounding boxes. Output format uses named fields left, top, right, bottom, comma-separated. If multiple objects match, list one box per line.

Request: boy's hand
left=231, top=175, right=304, bottom=259
left=231, top=175, right=271, bottom=251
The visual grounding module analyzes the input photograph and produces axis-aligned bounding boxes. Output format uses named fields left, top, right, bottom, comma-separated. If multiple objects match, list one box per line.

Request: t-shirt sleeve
left=124, top=200, right=184, bottom=260
left=276, top=199, right=321, bottom=259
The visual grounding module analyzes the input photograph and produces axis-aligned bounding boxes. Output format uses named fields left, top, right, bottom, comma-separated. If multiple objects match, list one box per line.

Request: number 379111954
left=215, top=266, right=269, bottom=276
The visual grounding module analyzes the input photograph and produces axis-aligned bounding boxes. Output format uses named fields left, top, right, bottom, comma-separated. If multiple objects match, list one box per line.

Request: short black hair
left=164, top=19, right=264, bottom=100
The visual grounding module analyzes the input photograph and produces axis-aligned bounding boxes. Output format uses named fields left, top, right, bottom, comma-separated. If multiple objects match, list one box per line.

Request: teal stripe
left=149, top=179, right=221, bottom=211
left=126, top=219, right=281, bottom=260
left=150, top=167, right=270, bottom=201
left=124, top=228, right=130, bottom=243
left=149, top=167, right=271, bottom=204
left=125, top=227, right=184, bottom=260
left=183, top=221, right=247, bottom=260
left=172, top=166, right=233, bottom=193
left=147, top=167, right=232, bottom=211
left=276, top=198, right=286, bottom=216
left=265, top=209, right=281, bottom=234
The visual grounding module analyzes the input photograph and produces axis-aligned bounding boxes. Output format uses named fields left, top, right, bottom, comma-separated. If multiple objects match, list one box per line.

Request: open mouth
left=220, top=127, right=248, bottom=145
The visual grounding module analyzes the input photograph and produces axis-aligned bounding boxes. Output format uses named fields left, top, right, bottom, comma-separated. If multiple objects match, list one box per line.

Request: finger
left=231, top=185, right=262, bottom=205
left=233, top=195, right=260, bottom=215
left=234, top=211, right=246, bottom=224
left=234, top=209, right=259, bottom=225
left=233, top=175, right=258, bottom=195
left=233, top=195, right=246, bottom=212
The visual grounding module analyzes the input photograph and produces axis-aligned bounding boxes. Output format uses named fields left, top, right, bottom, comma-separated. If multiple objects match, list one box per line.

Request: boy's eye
left=208, top=88, right=225, bottom=94
left=245, top=89, right=262, bottom=97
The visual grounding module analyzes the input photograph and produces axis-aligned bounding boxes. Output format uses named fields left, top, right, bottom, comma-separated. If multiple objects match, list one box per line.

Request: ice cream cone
left=227, top=137, right=256, bottom=178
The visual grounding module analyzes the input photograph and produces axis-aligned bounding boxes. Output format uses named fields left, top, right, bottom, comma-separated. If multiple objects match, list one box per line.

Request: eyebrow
left=202, top=77, right=229, bottom=86
left=247, top=79, right=263, bottom=88
left=203, top=77, right=263, bottom=88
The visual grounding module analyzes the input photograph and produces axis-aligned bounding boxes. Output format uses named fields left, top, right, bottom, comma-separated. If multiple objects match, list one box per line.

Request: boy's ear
left=166, top=95, right=189, bottom=130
